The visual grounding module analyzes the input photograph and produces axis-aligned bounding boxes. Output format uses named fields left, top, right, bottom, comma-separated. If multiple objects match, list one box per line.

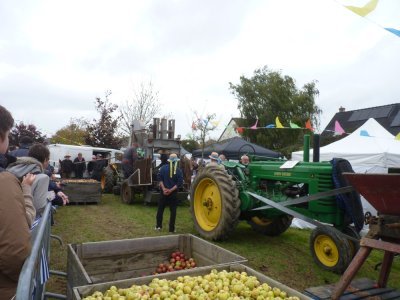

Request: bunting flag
left=265, top=124, right=275, bottom=128
left=305, top=119, right=314, bottom=131
left=334, top=120, right=346, bottom=135
left=345, top=0, right=378, bottom=17
left=275, top=117, right=284, bottom=128
left=360, top=130, right=371, bottom=137
left=289, top=121, right=300, bottom=129
left=236, top=127, right=244, bottom=134
left=191, top=121, right=196, bottom=130
left=339, top=0, right=400, bottom=38
left=250, top=119, right=258, bottom=130
left=396, top=133, right=400, bottom=140
left=210, top=120, right=220, bottom=127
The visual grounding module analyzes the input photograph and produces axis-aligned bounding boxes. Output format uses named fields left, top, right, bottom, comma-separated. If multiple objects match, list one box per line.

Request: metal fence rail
left=16, top=203, right=65, bottom=300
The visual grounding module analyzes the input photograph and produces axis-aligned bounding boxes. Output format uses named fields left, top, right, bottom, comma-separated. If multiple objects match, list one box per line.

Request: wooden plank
left=64, top=182, right=101, bottom=203
left=67, top=244, right=92, bottom=299
left=80, top=235, right=180, bottom=258
left=305, top=278, right=400, bottom=300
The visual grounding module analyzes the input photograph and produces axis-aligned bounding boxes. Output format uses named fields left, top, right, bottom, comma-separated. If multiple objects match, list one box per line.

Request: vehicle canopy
left=48, top=144, right=123, bottom=171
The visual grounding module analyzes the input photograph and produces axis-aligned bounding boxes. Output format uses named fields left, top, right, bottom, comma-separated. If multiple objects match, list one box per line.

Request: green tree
left=10, top=122, right=46, bottom=147
left=85, top=91, right=123, bottom=149
left=51, top=118, right=87, bottom=145
left=229, top=66, right=321, bottom=157
left=181, top=138, right=199, bottom=154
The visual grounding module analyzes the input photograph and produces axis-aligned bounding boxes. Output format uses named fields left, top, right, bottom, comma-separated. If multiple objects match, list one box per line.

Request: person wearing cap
left=87, top=155, right=97, bottom=176
left=9, top=135, right=33, bottom=158
left=207, top=151, right=221, bottom=167
left=60, top=154, right=74, bottom=178
left=73, top=152, right=86, bottom=179
left=155, top=153, right=183, bottom=233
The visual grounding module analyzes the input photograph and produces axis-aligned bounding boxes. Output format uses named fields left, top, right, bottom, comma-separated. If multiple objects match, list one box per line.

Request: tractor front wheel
left=121, top=180, right=135, bottom=204
left=310, top=226, right=352, bottom=274
left=247, top=215, right=292, bottom=236
left=190, top=166, right=240, bottom=241
left=101, top=166, right=115, bottom=193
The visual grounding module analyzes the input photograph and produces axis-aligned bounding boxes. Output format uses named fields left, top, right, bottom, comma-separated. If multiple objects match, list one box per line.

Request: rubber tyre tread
left=190, top=165, right=240, bottom=241
left=342, top=225, right=361, bottom=258
left=121, top=180, right=134, bottom=204
left=248, top=215, right=293, bottom=236
left=113, top=184, right=121, bottom=195
left=103, top=167, right=116, bottom=193
left=310, top=226, right=352, bottom=274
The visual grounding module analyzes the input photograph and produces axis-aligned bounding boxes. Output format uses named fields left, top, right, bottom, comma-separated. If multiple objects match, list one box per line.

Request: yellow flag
left=275, top=117, right=284, bottom=128
left=345, top=0, right=379, bottom=17
left=396, top=133, right=400, bottom=141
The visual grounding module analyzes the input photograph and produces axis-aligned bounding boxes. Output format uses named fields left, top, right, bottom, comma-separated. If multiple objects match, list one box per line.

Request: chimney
left=339, top=106, right=345, bottom=113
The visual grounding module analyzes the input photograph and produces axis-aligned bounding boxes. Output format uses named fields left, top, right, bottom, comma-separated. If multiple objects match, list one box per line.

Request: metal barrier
left=15, top=203, right=66, bottom=300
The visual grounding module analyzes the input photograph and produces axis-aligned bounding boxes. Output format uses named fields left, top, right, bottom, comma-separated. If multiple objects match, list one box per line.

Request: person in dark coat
left=9, top=135, right=33, bottom=158
left=73, top=152, right=86, bottom=178
left=122, top=147, right=138, bottom=179
left=91, top=154, right=107, bottom=181
left=155, top=153, right=183, bottom=233
left=60, top=154, right=74, bottom=178
left=87, top=155, right=96, bottom=176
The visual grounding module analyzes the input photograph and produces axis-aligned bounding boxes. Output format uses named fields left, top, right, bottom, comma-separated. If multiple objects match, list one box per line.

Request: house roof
left=322, top=103, right=400, bottom=137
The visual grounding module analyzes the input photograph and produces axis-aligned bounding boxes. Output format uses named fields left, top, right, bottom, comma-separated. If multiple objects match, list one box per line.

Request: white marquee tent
left=290, top=118, right=400, bottom=231
left=291, top=118, right=400, bottom=173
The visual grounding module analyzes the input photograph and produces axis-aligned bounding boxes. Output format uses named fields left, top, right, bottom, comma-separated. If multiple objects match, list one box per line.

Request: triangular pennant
left=334, top=120, right=345, bottom=135
left=360, top=130, right=371, bottom=137
left=396, top=133, right=400, bottom=141
left=236, top=127, right=244, bottom=134
left=275, top=117, right=284, bottom=128
left=265, top=124, right=275, bottom=128
left=289, top=121, right=300, bottom=129
left=345, top=0, right=378, bottom=17
left=250, top=119, right=258, bottom=130
left=385, top=28, right=400, bottom=37
left=305, top=119, right=314, bottom=131
left=211, top=121, right=220, bottom=127
left=191, top=121, right=196, bottom=130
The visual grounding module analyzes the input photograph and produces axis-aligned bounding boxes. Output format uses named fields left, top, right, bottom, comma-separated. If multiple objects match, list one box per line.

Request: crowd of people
left=0, top=105, right=72, bottom=299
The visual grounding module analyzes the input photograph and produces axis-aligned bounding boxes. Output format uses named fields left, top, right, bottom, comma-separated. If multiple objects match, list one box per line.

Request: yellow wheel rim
left=193, top=178, right=222, bottom=231
left=314, top=234, right=339, bottom=267
left=251, top=216, right=273, bottom=227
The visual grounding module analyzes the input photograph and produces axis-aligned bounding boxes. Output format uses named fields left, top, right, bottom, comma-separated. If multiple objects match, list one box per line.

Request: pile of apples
left=154, top=250, right=197, bottom=274
left=82, top=269, right=301, bottom=300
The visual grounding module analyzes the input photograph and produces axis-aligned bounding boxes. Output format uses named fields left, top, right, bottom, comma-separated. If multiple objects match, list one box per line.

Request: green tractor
left=190, top=137, right=364, bottom=274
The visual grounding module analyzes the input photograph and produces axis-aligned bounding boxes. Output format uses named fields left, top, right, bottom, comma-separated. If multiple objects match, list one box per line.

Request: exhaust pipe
left=313, top=134, right=320, bottom=162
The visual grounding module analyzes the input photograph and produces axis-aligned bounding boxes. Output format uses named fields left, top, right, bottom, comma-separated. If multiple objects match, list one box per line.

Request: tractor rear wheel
left=248, top=215, right=292, bottom=236
left=121, top=180, right=135, bottom=204
left=310, top=226, right=352, bottom=274
left=190, top=165, right=240, bottom=241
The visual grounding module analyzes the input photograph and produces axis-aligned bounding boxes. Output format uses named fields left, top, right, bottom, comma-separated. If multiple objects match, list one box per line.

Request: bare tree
left=190, top=113, right=218, bottom=159
left=119, top=81, right=161, bottom=135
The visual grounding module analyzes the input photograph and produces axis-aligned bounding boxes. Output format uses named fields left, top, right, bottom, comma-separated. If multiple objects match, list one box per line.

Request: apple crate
left=67, top=234, right=247, bottom=298
left=73, top=263, right=311, bottom=300
left=62, top=179, right=101, bottom=204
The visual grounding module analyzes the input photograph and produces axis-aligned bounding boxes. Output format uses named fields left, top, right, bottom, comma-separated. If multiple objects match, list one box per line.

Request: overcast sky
left=1, top=0, right=399, bottom=143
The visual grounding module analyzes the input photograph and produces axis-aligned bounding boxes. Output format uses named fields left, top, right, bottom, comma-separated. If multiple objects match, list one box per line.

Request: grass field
left=47, top=194, right=400, bottom=296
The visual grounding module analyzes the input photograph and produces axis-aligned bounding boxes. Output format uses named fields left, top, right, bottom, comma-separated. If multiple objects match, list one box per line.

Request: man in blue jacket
left=155, top=153, right=183, bottom=233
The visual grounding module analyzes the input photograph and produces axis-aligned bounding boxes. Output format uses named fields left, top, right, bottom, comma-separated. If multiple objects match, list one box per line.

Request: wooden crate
left=67, top=234, right=247, bottom=299
left=62, top=180, right=102, bottom=204
left=73, top=263, right=311, bottom=300
left=304, top=278, right=400, bottom=299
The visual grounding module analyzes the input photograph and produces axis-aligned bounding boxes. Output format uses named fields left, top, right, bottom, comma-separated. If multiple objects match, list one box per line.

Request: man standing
left=155, top=153, right=183, bottom=233
left=73, top=153, right=86, bottom=178
left=60, top=154, right=74, bottom=178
